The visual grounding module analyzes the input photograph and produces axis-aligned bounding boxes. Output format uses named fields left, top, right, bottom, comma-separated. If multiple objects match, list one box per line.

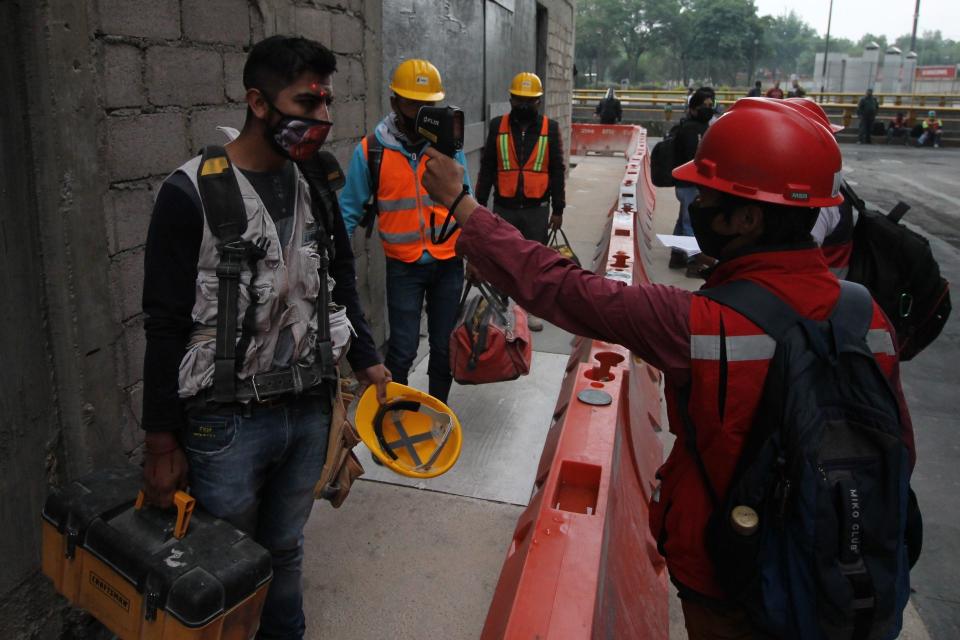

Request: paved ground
left=838, top=143, right=960, bottom=639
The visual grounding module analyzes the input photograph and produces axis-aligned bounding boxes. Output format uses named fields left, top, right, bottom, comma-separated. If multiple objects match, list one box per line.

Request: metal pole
left=820, top=0, right=834, bottom=98
left=910, top=0, right=921, bottom=53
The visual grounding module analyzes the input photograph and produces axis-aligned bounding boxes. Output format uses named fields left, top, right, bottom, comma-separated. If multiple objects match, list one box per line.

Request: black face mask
left=512, top=104, right=538, bottom=123
left=689, top=200, right=740, bottom=260
left=694, top=106, right=714, bottom=123
left=396, top=111, right=421, bottom=140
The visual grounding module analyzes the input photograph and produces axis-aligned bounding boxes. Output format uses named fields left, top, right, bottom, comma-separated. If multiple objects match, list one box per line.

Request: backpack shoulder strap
left=361, top=133, right=383, bottom=239
left=197, top=145, right=246, bottom=241
left=696, top=279, right=802, bottom=342
left=830, top=281, right=875, bottom=347
left=196, top=145, right=253, bottom=402
left=366, top=132, right=383, bottom=199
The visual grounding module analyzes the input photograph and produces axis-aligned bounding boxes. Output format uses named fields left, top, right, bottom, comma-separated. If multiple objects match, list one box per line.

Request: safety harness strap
left=197, top=145, right=249, bottom=403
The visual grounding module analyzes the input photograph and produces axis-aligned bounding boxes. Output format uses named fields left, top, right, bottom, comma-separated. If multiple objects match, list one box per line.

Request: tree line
left=576, top=0, right=960, bottom=87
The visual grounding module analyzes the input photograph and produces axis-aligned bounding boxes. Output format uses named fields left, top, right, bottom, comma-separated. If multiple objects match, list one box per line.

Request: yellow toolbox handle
left=135, top=490, right=197, bottom=540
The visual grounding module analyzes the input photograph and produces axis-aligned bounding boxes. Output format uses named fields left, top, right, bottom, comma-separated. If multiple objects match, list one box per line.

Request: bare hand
left=142, top=432, right=189, bottom=508
left=549, top=215, right=563, bottom=231
left=356, top=363, right=392, bottom=404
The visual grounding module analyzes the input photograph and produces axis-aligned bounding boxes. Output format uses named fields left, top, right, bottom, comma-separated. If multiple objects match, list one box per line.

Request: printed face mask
left=262, top=94, right=332, bottom=161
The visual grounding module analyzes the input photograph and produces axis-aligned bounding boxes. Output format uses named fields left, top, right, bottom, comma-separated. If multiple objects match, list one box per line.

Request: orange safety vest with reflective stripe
left=363, top=137, right=459, bottom=263
left=496, top=115, right=550, bottom=200
left=647, top=255, right=907, bottom=599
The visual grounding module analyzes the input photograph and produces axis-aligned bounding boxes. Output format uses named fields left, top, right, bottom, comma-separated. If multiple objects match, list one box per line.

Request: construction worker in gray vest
left=140, top=36, right=389, bottom=639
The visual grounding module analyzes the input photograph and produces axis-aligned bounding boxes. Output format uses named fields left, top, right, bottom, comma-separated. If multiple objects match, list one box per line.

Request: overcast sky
left=753, top=0, right=960, bottom=44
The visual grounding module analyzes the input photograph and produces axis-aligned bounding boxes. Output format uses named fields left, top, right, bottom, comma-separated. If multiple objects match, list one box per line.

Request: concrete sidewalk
left=300, top=155, right=627, bottom=639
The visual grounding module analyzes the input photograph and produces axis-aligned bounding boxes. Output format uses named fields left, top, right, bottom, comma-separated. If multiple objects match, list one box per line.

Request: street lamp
left=820, top=0, right=834, bottom=98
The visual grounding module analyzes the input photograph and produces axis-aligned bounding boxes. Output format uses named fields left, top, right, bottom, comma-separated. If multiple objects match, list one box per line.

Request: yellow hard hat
left=389, top=59, right=445, bottom=102
left=355, top=382, right=462, bottom=479
left=509, top=72, right=543, bottom=98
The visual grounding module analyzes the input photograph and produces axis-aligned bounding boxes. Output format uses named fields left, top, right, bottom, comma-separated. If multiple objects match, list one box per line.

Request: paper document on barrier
left=657, top=234, right=701, bottom=256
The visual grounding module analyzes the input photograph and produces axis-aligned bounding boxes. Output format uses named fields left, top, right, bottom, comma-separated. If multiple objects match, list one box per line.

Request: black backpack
left=683, top=280, right=920, bottom=640
left=650, top=123, right=682, bottom=187
left=842, top=182, right=951, bottom=360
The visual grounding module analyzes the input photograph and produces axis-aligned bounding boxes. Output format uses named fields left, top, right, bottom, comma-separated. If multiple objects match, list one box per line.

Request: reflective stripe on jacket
left=496, top=114, right=549, bottom=200
left=648, top=258, right=901, bottom=599
left=362, top=135, right=459, bottom=263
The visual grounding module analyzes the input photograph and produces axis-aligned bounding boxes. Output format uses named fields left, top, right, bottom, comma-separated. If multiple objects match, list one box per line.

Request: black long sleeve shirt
left=141, top=165, right=380, bottom=432
left=475, top=113, right=565, bottom=215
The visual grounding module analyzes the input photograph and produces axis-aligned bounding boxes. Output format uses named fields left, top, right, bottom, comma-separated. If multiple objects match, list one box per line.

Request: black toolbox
left=41, top=465, right=272, bottom=639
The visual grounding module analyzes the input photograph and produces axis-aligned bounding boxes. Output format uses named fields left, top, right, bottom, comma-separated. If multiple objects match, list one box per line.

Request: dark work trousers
left=384, top=256, right=464, bottom=403
left=859, top=115, right=876, bottom=143
left=494, top=202, right=550, bottom=244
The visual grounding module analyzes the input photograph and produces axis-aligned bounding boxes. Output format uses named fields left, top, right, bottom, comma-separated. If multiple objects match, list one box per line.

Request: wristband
left=448, top=185, right=470, bottom=215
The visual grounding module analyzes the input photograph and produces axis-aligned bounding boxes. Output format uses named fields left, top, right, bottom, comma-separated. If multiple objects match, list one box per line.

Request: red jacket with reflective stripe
left=649, top=249, right=907, bottom=599
left=454, top=210, right=914, bottom=601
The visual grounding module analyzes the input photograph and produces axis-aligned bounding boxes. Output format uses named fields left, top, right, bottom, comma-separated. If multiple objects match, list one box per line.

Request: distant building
left=814, top=42, right=918, bottom=95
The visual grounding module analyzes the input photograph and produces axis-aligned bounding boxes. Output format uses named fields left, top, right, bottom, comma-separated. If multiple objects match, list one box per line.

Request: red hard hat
left=784, top=97, right=844, bottom=133
left=672, top=98, right=844, bottom=208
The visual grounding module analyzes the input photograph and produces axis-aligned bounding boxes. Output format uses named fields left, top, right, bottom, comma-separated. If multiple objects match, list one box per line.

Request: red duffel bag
left=449, top=282, right=532, bottom=385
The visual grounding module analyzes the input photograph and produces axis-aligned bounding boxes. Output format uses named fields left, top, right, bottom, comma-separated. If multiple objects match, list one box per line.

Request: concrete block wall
left=541, top=0, right=576, bottom=168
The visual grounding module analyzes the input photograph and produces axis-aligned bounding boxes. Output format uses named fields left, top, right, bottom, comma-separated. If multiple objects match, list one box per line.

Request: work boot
left=527, top=315, right=544, bottom=332
left=669, top=249, right=687, bottom=269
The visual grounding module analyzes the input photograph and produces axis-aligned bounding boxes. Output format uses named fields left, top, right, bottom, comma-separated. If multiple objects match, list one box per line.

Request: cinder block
left=97, top=0, right=180, bottom=39
left=120, top=382, right=144, bottom=453
left=331, top=99, right=365, bottom=140
left=296, top=6, right=332, bottom=45
left=338, top=56, right=365, bottom=98
left=105, top=187, right=154, bottom=255
left=146, top=46, right=224, bottom=107
left=118, top=318, right=146, bottom=389
left=189, top=105, right=247, bottom=152
left=224, top=52, right=248, bottom=102
left=183, top=0, right=251, bottom=45
left=331, top=13, right=363, bottom=55
left=107, top=112, right=189, bottom=181
left=103, top=43, right=144, bottom=109
left=111, top=248, right=145, bottom=322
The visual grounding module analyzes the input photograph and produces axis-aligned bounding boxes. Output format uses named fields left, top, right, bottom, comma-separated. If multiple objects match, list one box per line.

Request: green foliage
left=575, top=1, right=960, bottom=86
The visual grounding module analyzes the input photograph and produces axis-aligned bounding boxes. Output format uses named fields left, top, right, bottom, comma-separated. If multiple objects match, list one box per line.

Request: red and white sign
left=915, top=65, right=957, bottom=79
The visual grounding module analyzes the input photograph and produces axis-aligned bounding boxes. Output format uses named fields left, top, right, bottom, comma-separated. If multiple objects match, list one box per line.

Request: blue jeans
left=385, top=257, right=464, bottom=403
left=674, top=185, right=698, bottom=237
left=184, top=392, right=332, bottom=640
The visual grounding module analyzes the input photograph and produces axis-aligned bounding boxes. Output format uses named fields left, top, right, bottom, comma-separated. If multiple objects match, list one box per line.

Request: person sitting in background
left=765, top=81, right=784, bottom=99
left=595, top=87, right=623, bottom=124
left=747, top=81, right=762, bottom=97
left=918, top=110, right=943, bottom=148
left=787, top=79, right=806, bottom=97
left=887, top=112, right=909, bottom=144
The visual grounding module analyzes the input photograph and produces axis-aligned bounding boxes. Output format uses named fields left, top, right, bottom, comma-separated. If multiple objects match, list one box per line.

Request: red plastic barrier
left=570, top=124, right=643, bottom=158
left=482, top=129, right=668, bottom=639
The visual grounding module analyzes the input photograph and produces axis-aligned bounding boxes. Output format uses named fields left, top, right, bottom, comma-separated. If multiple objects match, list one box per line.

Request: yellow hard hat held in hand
left=509, top=72, right=543, bottom=98
left=355, top=382, right=462, bottom=478
left=390, top=59, right=445, bottom=102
